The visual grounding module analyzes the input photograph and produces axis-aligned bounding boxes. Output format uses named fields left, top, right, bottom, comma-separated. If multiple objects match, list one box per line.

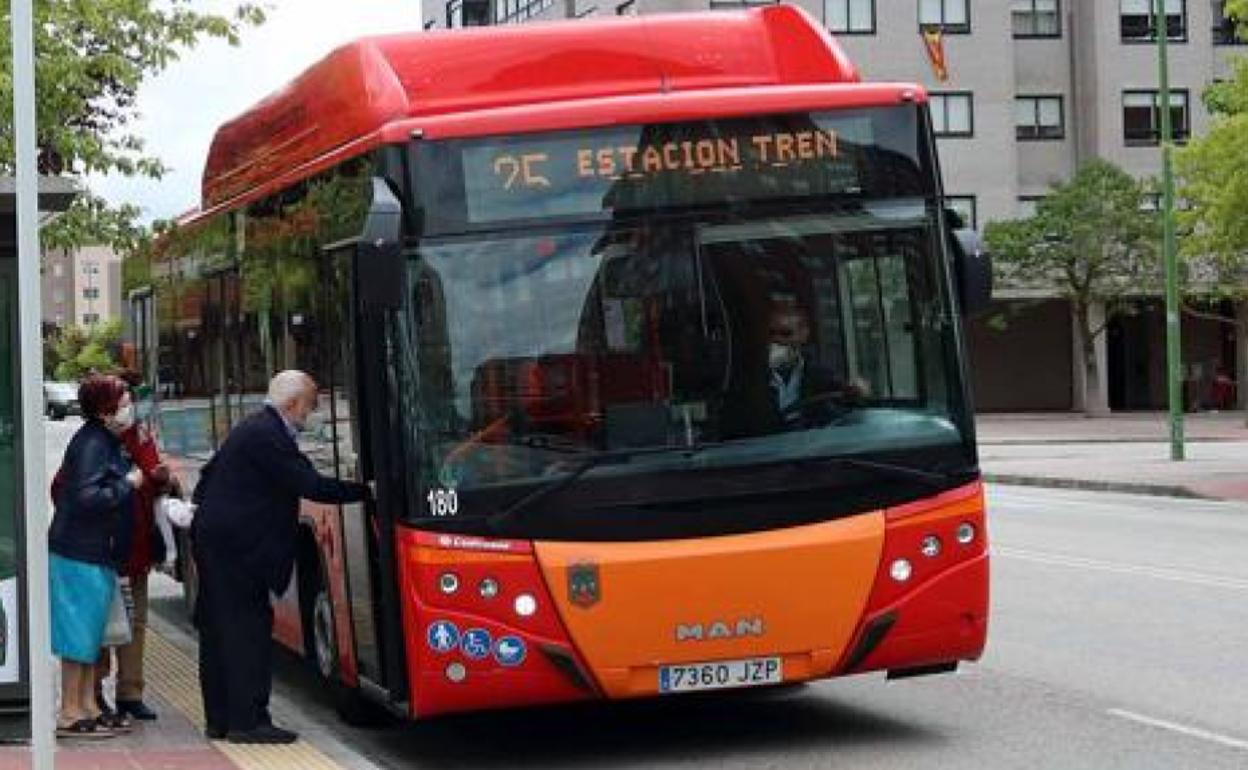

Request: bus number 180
left=426, top=488, right=459, bottom=517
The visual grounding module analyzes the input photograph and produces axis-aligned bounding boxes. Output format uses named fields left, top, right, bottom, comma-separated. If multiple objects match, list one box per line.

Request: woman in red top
left=95, top=370, right=177, bottom=722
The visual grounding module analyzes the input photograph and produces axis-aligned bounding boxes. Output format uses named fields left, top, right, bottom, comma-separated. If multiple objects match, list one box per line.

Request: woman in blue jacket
left=48, top=374, right=142, bottom=738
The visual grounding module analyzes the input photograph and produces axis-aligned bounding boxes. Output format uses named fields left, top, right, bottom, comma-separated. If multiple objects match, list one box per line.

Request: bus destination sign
left=457, top=113, right=877, bottom=225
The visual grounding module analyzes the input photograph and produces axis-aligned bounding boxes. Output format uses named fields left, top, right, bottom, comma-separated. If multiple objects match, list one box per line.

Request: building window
left=496, top=0, right=557, bottom=23
left=1016, top=96, right=1065, bottom=140
left=448, top=0, right=490, bottom=27
left=929, top=92, right=974, bottom=137
left=616, top=0, right=636, bottom=14
left=919, top=0, right=970, bottom=33
left=1012, top=0, right=1061, bottom=38
left=52, top=263, right=63, bottom=277
left=945, top=196, right=977, bottom=230
left=82, top=287, right=100, bottom=300
left=826, top=0, right=875, bottom=34
left=1123, top=90, right=1190, bottom=145
left=82, top=313, right=99, bottom=325
left=1120, top=0, right=1186, bottom=42
left=1214, top=1, right=1247, bottom=44
left=1018, top=196, right=1046, bottom=217
left=709, top=0, right=776, bottom=8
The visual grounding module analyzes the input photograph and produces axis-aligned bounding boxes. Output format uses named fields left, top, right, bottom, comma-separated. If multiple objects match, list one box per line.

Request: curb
left=983, top=473, right=1209, bottom=500
left=979, top=437, right=1248, bottom=446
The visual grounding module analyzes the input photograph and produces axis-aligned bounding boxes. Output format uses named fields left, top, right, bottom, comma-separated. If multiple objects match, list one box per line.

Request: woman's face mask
left=110, top=403, right=136, bottom=433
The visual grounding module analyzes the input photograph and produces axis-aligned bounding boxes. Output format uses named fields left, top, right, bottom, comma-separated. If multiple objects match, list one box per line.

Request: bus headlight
left=514, top=593, right=537, bottom=617
left=445, top=662, right=467, bottom=683
left=439, top=572, right=460, bottom=595
left=479, top=578, right=500, bottom=599
left=956, top=522, right=976, bottom=545
left=889, top=559, right=912, bottom=583
left=920, top=535, right=942, bottom=558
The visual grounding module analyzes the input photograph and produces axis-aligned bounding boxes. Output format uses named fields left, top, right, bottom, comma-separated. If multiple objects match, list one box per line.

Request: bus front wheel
left=312, top=590, right=337, bottom=681
left=298, top=545, right=385, bottom=727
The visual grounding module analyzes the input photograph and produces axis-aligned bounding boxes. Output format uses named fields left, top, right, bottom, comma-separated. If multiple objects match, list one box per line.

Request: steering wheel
left=778, top=389, right=858, bottom=426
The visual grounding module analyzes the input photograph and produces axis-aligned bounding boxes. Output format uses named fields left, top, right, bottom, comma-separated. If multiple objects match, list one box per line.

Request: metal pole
left=1156, top=0, right=1184, bottom=461
left=10, top=0, right=55, bottom=765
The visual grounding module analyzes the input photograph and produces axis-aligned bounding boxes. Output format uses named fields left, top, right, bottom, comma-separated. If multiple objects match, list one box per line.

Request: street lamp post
left=1155, top=0, right=1184, bottom=461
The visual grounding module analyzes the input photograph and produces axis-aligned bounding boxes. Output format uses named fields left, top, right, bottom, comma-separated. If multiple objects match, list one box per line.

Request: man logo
left=568, top=562, right=600, bottom=608
left=675, top=618, right=765, bottom=642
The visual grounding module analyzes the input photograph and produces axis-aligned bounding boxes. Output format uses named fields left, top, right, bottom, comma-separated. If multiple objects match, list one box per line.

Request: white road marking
left=1107, top=709, right=1248, bottom=752
left=995, top=547, right=1248, bottom=591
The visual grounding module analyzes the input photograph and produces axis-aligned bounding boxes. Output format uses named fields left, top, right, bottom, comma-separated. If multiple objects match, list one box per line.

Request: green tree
left=47, top=319, right=124, bottom=381
left=1229, top=0, right=1248, bottom=38
left=0, top=1, right=266, bottom=251
left=984, top=160, right=1159, bottom=414
left=1176, top=54, right=1248, bottom=292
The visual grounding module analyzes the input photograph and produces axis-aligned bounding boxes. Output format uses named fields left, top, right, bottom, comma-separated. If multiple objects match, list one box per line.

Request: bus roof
left=201, top=6, right=861, bottom=211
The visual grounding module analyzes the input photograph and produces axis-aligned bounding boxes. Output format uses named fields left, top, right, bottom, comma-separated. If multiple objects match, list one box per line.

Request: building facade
left=41, top=245, right=124, bottom=330
left=420, top=0, right=1248, bottom=412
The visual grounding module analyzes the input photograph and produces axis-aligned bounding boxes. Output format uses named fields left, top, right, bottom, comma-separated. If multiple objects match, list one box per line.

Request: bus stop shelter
left=0, top=175, right=76, bottom=729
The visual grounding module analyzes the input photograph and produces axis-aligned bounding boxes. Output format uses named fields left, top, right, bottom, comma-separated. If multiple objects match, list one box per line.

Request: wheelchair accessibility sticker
left=461, top=628, right=492, bottom=660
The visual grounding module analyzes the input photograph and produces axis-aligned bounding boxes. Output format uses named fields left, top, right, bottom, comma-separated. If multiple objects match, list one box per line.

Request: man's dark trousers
left=194, top=539, right=274, bottom=733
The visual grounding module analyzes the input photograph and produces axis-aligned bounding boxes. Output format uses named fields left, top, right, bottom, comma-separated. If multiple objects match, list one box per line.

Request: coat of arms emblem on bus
left=568, top=562, right=600, bottom=608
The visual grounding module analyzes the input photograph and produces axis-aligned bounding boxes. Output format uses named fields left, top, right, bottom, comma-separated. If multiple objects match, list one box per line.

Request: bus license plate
left=658, top=657, right=783, bottom=693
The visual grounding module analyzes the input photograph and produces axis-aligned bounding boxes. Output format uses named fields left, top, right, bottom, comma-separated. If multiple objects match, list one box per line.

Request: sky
left=89, top=1, right=423, bottom=223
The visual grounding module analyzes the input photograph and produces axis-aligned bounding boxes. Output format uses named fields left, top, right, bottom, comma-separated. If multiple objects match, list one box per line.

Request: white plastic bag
left=102, top=578, right=132, bottom=648
left=153, top=496, right=196, bottom=573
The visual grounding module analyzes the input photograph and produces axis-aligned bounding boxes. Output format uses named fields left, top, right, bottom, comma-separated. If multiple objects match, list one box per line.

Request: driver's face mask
left=768, top=342, right=799, bottom=371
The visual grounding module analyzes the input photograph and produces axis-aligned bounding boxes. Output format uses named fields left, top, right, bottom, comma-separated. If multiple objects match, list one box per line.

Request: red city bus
left=131, top=6, right=992, bottom=721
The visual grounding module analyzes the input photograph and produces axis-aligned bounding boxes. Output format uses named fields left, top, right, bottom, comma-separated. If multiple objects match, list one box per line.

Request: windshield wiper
left=487, top=443, right=718, bottom=532
left=793, top=455, right=957, bottom=489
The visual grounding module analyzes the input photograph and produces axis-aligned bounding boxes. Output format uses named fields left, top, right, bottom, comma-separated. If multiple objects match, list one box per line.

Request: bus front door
left=323, top=240, right=406, bottom=706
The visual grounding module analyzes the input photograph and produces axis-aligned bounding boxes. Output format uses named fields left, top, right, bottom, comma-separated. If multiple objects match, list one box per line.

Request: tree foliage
left=984, top=160, right=1159, bottom=413
left=1176, top=56, right=1248, bottom=292
left=984, top=160, right=1159, bottom=304
left=1229, top=0, right=1248, bottom=39
left=46, top=319, right=124, bottom=381
left=0, top=1, right=266, bottom=251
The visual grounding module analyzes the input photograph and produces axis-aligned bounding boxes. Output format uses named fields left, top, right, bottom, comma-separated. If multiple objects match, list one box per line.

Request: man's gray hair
left=268, top=370, right=314, bottom=408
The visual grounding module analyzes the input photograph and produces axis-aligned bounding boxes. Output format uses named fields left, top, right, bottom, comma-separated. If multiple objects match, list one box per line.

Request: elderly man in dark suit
left=192, top=370, right=368, bottom=744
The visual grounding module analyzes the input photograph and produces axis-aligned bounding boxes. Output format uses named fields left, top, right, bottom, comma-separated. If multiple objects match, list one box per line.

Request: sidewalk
left=977, top=411, right=1248, bottom=503
left=0, top=579, right=366, bottom=770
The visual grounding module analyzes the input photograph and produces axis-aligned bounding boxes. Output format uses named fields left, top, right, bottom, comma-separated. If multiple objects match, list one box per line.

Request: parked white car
left=43, top=381, right=80, bottom=420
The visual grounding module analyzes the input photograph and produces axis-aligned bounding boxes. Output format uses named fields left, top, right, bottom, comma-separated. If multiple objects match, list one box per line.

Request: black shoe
left=226, top=724, right=298, bottom=745
left=205, top=725, right=227, bottom=740
left=116, top=699, right=158, bottom=721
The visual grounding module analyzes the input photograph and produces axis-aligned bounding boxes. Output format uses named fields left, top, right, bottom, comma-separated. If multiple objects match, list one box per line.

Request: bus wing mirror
left=357, top=177, right=405, bottom=310
left=950, top=226, right=992, bottom=318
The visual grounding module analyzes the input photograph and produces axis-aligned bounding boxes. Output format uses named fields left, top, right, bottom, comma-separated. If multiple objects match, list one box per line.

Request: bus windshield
left=400, top=105, right=972, bottom=533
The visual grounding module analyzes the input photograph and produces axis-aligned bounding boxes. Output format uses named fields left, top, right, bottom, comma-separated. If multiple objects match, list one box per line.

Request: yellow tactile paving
left=146, top=630, right=347, bottom=770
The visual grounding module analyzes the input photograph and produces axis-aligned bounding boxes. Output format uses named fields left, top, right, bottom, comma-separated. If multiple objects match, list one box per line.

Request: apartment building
left=420, top=0, right=1248, bottom=412
left=41, top=245, right=124, bottom=330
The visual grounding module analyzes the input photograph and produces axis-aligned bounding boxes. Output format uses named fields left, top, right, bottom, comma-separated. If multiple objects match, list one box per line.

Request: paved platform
left=0, top=602, right=355, bottom=770
left=977, top=411, right=1248, bottom=503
